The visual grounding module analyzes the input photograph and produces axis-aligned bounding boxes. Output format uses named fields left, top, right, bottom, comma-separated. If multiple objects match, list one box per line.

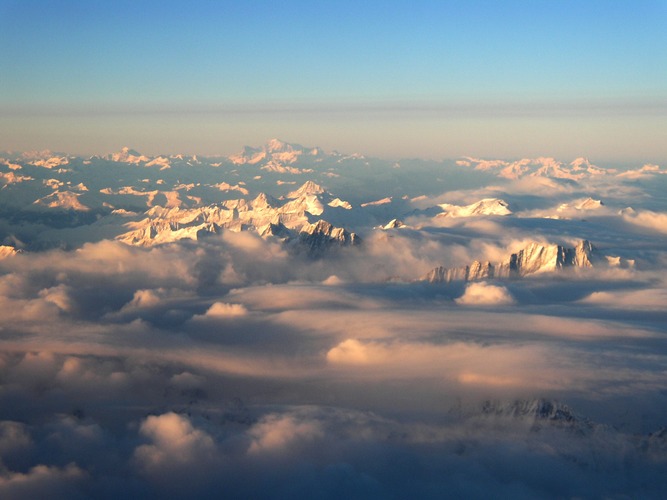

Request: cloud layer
left=1, top=150, right=667, bottom=497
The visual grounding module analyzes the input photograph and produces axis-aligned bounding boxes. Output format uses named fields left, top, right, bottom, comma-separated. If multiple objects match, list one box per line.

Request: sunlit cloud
left=455, top=282, right=516, bottom=306
left=622, top=209, right=667, bottom=234
left=134, top=412, right=216, bottom=470
left=202, top=302, right=248, bottom=318
left=0, top=463, right=86, bottom=500
left=247, top=413, right=324, bottom=454
left=580, top=288, right=667, bottom=310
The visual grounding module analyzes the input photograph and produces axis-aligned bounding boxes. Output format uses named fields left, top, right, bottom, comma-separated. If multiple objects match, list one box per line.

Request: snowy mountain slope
left=459, top=156, right=611, bottom=181
left=229, top=138, right=324, bottom=167
left=0, top=141, right=663, bottom=262
left=116, top=181, right=360, bottom=251
left=438, top=198, right=512, bottom=218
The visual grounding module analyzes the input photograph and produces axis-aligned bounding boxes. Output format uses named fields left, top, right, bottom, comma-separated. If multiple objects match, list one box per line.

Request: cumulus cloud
left=37, top=285, right=74, bottom=313
left=121, top=289, right=163, bottom=310
left=322, top=275, right=344, bottom=285
left=247, top=413, right=324, bottom=454
left=202, top=301, right=248, bottom=318
left=0, top=421, right=32, bottom=459
left=134, top=412, right=218, bottom=478
left=5, top=240, right=198, bottom=288
left=0, top=463, right=86, bottom=500
left=622, top=209, right=667, bottom=234
left=455, top=282, right=516, bottom=306
left=10, top=352, right=60, bottom=389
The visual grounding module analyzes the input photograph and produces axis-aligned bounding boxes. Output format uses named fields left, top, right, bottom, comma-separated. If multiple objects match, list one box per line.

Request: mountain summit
left=287, top=180, right=326, bottom=198
left=229, top=139, right=323, bottom=166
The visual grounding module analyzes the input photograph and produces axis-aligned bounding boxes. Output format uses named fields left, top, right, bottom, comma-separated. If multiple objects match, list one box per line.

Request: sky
left=0, top=0, right=666, bottom=160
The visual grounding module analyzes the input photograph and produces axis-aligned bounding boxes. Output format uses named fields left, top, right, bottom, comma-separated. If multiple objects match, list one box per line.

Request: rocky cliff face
left=297, top=219, right=360, bottom=256
left=424, top=240, right=595, bottom=283
left=480, top=399, right=580, bottom=424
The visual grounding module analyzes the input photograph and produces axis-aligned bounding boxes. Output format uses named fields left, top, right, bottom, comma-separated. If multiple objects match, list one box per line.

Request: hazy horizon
left=2, top=1, right=667, bottom=498
left=1, top=0, right=666, bottom=161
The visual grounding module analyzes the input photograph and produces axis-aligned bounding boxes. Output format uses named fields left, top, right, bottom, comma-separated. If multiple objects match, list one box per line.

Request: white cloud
left=322, top=275, right=344, bottom=285
left=325, top=338, right=565, bottom=390
left=247, top=413, right=324, bottom=454
left=0, top=421, right=32, bottom=458
left=227, top=283, right=383, bottom=312
left=622, top=209, right=667, bottom=234
left=0, top=464, right=85, bottom=500
left=580, top=288, right=667, bottom=310
left=38, top=285, right=74, bottom=313
left=122, top=289, right=162, bottom=310
left=134, top=412, right=217, bottom=475
left=169, top=371, right=206, bottom=391
left=203, top=302, right=248, bottom=318
left=455, top=282, right=516, bottom=306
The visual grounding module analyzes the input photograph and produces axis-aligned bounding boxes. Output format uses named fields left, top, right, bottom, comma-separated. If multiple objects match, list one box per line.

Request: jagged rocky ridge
left=479, top=399, right=581, bottom=425
left=116, top=180, right=360, bottom=253
left=472, top=398, right=667, bottom=459
left=298, top=219, right=359, bottom=255
left=424, top=240, right=596, bottom=283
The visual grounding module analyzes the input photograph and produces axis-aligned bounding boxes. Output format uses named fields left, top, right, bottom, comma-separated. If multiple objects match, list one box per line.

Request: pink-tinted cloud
left=455, top=282, right=516, bottom=306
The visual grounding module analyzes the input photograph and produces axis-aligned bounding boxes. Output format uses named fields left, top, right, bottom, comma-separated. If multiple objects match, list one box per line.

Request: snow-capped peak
left=121, top=146, right=141, bottom=156
left=461, top=157, right=609, bottom=180
left=251, top=192, right=278, bottom=209
left=381, top=219, right=406, bottom=229
left=570, top=157, right=591, bottom=169
left=265, top=138, right=301, bottom=153
left=438, top=198, right=512, bottom=217
left=558, top=197, right=605, bottom=212
left=229, top=146, right=266, bottom=165
left=287, top=180, right=326, bottom=198
left=575, top=197, right=604, bottom=210
left=230, top=140, right=325, bottom=166
left=110, top=147, right=151, bottom=164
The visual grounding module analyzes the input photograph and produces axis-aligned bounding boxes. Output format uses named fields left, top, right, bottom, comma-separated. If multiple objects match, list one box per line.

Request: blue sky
left=1, top=0, right=665, bottom=160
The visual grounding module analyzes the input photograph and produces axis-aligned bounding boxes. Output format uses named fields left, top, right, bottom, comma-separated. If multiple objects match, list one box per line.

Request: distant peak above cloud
left=109, top=147, right=151, bottom=164
left=457, top=156, right=612, bottom=181
left=229, top=139, right=325, bottom=166
left=438, top=198, right=512, bottom=218
left=265, top=138, right=300, bottom=153
left=121, top=146, right=141, bottom=156
left=424, top=240, right=599, bottom=283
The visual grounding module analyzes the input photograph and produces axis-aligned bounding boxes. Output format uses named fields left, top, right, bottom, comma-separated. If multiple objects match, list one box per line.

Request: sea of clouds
left=1, top=150, right=667, bottom=498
